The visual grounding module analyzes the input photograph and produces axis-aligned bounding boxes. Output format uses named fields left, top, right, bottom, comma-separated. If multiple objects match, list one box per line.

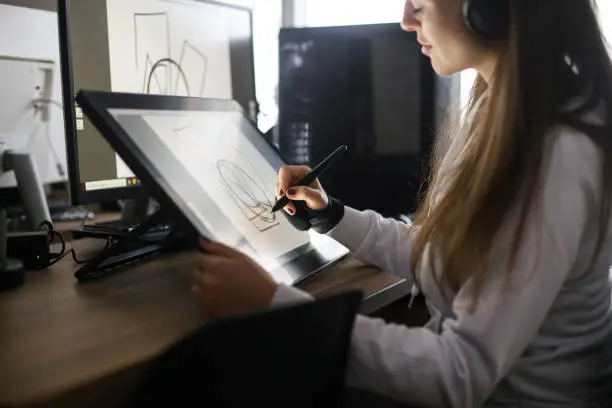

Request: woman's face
left=402, top=0, right=493, bottom=78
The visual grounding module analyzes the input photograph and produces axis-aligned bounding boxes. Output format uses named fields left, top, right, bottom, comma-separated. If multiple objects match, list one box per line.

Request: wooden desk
left=0, top=238, right=410, bottom=408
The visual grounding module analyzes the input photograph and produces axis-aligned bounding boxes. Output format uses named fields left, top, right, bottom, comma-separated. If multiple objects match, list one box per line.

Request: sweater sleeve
left=272, top=129, right=600, bottom=407
left=325, top=207, right=417, bottom=280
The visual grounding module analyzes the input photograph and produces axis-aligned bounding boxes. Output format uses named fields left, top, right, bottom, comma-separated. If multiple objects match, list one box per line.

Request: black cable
left=38, top=221, right=64, bottom=258
left=38, top=220, right=53, bottom=231
left=48, top=231, right=66, bottom=259
left=71, top=238, right=111, bottom=264
left=34, top=221, right=112, bottom=269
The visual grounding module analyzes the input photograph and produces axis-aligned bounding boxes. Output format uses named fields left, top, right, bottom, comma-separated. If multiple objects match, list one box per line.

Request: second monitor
left=58, top=0, right=257, bottom=206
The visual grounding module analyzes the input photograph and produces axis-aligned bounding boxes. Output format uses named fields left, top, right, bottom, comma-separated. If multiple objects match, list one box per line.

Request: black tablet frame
left=75, top=90, right=349, bottom=285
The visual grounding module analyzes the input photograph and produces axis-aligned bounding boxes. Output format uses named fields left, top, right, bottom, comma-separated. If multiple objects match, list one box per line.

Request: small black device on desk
left=6, top=231, right=50, bottom=269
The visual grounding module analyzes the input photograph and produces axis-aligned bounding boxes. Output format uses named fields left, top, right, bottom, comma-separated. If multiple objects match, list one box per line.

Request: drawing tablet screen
left=108, top=108, right=333, bottom=283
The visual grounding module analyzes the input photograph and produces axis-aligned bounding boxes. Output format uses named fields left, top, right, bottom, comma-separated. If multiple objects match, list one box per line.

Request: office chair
left=125, top=291, right=362, bottom=408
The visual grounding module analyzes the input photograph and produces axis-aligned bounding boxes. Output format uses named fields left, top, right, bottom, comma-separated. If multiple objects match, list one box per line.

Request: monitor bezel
left=75, top=90, right=349, bottom=285
left=57, top=0, right=257, bottom=205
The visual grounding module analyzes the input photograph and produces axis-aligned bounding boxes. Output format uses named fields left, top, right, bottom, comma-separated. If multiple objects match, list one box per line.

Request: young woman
left=190, top=0, right=612, bottom=406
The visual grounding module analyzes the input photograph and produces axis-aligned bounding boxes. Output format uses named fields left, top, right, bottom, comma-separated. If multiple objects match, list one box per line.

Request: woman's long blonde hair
left=410, top=0, right=612, bottom=302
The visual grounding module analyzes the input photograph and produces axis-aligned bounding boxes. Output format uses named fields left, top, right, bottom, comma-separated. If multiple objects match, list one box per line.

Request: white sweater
left=272, top=124, right=612, bottom=407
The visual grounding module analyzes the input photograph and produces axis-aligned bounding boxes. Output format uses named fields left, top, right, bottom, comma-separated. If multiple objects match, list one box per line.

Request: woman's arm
left=324, top=206, right=417, bottom=280
left=274, top=128, right=601, bottom=407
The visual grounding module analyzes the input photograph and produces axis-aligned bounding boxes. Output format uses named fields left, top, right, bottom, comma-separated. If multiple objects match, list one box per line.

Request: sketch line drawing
left=217, top=159, right=279, bottom=233
left=134, top=11, right=208, bottom=96
left=172, top=124, right=279, bottom=232
left=177, top=40, right=208, bottom=97
left=146, top=57, right=191, bottom=95
left=134, top=12, right=171, bottom=69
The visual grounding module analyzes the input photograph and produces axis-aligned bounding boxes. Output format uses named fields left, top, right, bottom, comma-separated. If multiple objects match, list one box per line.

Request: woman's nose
left=401, top=2, right=421, bottom=31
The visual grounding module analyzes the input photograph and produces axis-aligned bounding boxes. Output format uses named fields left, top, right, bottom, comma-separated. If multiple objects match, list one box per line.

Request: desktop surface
left=0, top=237, right=409, bottom=407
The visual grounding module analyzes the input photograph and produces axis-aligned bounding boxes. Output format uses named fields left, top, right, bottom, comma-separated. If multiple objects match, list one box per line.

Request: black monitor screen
left=278, top=23, right=439, bottom=216
left=59, top=0, right=256, bottom=204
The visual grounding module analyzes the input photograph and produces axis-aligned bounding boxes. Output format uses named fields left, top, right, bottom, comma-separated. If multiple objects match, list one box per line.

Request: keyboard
left=51, top=207, right=95, bottom=222
left=72, top=220, right=173, bottom=241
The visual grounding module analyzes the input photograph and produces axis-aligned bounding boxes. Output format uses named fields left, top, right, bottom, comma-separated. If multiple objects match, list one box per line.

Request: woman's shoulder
left=544, top=123, right=603, bottom=186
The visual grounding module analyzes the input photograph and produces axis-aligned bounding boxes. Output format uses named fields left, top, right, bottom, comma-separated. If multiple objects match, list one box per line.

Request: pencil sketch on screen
left=142, top=111, right=311, bottom=262
left=106, top=0, right=234, bottom=179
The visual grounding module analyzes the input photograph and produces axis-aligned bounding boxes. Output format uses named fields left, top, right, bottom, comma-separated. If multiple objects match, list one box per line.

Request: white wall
left=251, top=0, right=283, bottom=132
left=217, top=0, right=282, bottom=132
left=297, top=0, right=404, bottom=27
left=0, top=4, right=67, bottom=187
left=598, top=0, right=612, bottom=47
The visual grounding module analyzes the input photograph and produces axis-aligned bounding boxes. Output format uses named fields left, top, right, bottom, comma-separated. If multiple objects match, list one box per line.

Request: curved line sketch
left=146, top=58, right=191, bottom=95
left=177, top=41, right=209, bottom=97
left=134, top=12, right=209, bottom=97
left=171, top=125, right=278, bottom=233
left=216, top=159, right=279, bottom=233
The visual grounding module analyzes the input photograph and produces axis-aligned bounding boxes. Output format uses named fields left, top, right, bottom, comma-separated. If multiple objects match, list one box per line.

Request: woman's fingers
left=286, top=186, right=328, bottom=210
left=284, top=202, right=297, bottom=215
left=278, top=165, right=311, bottom=195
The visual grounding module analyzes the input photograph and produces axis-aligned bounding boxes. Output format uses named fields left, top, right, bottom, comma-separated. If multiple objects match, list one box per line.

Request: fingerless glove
left=281, top=196, right=345, bottom=234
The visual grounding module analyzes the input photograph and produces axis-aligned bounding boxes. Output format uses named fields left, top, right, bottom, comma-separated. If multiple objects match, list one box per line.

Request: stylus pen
left=272, top=145, right=348, bottom=213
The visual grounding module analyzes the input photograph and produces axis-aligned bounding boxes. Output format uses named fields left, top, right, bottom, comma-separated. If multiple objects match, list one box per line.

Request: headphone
left=462, top=0, right=511, bottom=41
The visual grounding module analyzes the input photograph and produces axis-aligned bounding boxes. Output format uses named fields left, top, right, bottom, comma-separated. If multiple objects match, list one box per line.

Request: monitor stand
left=2, top=150, right=53, bottom=231
left=0, top=208, right=25, bottom=291
left=73, top=209, right=198, bottom=281
left=70, top=196, right=168, bottom=242
left=119, top=196, right=157, bottom=224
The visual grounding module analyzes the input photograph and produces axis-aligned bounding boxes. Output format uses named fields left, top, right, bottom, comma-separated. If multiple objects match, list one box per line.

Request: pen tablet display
left=76, top=92, right=348, bottom=285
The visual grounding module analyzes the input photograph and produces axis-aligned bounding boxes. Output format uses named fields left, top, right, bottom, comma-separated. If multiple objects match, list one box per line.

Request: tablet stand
left=70, top=196, right=167, bottom=242
left=74, top=209, right=197, bottom=281
left=120, top=196, right=157, bottom=223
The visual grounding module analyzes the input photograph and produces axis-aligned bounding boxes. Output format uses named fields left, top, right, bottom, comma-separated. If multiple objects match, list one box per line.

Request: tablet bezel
left=75, top=90, right=348, bottom=285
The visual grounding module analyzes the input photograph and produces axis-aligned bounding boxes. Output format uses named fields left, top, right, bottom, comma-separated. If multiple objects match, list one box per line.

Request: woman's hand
left=191, top=238, right=278, bottom=319
left=275, top=165, right=329, bottom=215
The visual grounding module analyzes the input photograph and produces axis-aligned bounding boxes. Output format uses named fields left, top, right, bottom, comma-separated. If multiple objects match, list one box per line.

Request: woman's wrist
left=281, top=195, right=345, bottom=233
left=309, top=196, right=345, bottom=234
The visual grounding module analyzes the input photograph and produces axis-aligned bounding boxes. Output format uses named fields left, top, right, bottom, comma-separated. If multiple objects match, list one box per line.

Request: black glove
left=281, top=196, right=345, bottom=234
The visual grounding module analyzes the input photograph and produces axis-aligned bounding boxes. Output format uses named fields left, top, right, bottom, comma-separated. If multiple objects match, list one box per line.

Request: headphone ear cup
left=463, top=0, right=510, bottom=41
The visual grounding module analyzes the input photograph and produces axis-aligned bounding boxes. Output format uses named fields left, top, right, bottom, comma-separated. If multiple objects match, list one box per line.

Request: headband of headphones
left=463, top=0, right=510, bottom=41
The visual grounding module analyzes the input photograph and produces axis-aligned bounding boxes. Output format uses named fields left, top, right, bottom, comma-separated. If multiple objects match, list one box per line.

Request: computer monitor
left=278, top=23, right=459, bottom=216
left=58, top=0, right=257, bottom=205
left=0, top=4, right=68, bottom=208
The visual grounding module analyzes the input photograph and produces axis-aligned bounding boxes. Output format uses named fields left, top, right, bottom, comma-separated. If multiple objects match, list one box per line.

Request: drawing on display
left=134, top=12, right=208, bottom=96
left=173, top=125, right=280, bottom=233
left=216, top=160, right=279, bottom=232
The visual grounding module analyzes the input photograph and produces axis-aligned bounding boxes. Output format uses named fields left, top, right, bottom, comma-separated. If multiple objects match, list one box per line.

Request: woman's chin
left=431, top=58, right=460, bottom=77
